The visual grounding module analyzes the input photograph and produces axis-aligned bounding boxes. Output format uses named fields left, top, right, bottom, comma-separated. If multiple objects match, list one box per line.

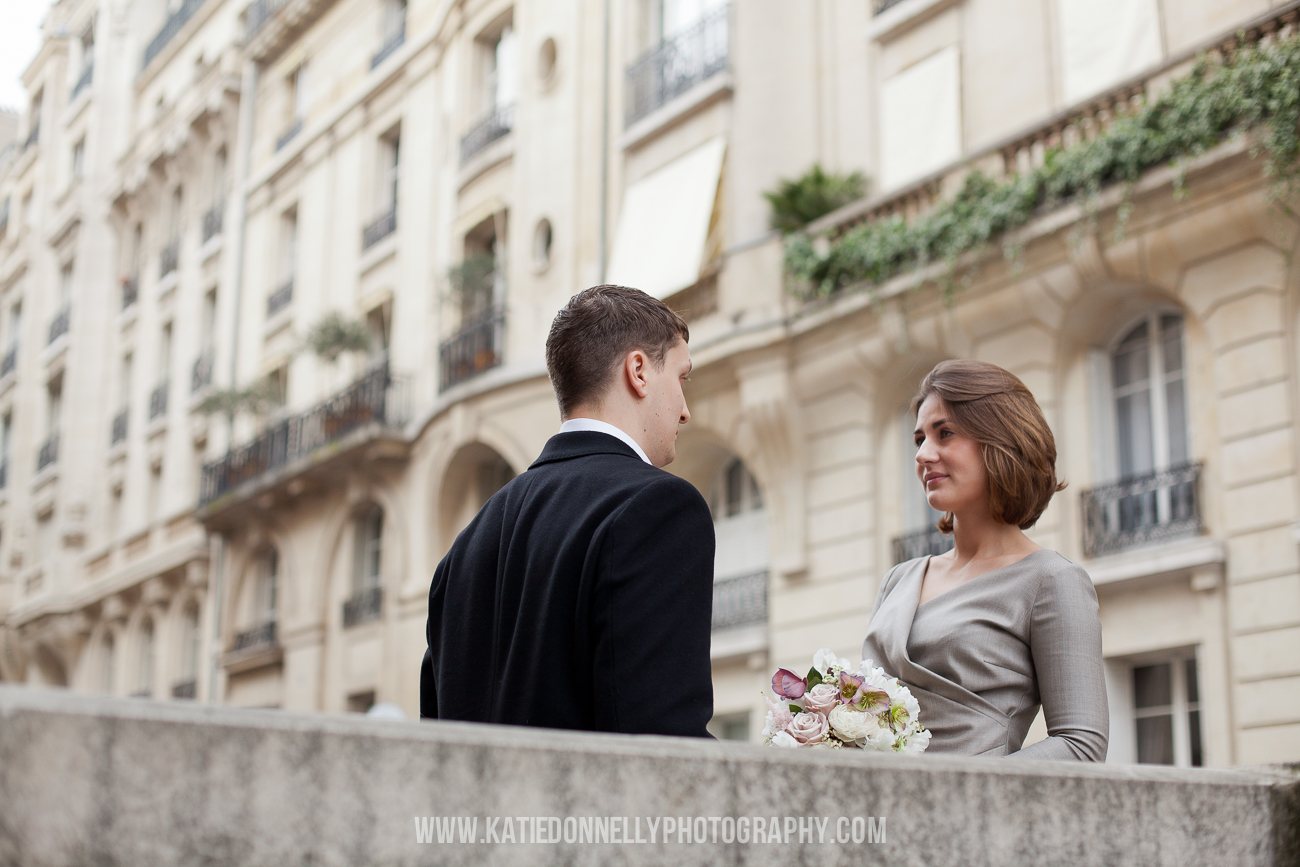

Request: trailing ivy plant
left=786, top=34, right=1300, bottom=300
left=764, top=164, right=869, bottom=234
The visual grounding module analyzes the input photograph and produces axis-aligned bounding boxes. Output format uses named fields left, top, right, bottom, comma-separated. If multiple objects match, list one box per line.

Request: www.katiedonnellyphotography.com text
left=414, top=815, right=886, bottom=846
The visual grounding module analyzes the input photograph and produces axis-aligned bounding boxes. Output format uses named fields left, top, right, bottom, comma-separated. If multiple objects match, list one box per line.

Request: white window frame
left=1105, top=648, right=1202, bottom=767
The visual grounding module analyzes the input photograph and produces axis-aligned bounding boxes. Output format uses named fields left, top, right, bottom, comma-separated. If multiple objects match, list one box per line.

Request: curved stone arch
left=422, top=417, right=528, bottom=558
left=77, top=622, right=118, bottom=692
left=30, top=642, right=69, bottom=688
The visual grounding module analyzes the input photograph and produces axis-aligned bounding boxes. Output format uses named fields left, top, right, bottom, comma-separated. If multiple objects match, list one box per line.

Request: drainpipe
left=597, top=0, right=611, bottom=284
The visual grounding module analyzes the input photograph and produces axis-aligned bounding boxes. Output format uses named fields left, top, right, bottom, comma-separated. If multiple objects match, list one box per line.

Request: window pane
left=725, top=459, right=743, bottom=517
left=1116, top=391, right=1154, bottom=477
left=1164, top=378, right=1189, bottom=466
left=1188, top=709, right=1203, bottom=767
left=1160, top=314, right=1184, bottom=374
left=1112, top=321, right=1150, bottom=389
left=1134, top=662, right=1172, bottom=709
left=1185, top=658, right=1199, bottom=703
left=1136, top=714, right=1175, bottom=764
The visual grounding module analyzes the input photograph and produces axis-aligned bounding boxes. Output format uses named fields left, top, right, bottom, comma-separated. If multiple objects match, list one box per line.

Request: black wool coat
left=420, top=430, right=715, bottom=737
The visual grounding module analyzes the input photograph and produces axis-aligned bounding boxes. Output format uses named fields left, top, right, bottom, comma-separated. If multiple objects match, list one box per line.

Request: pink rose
left=803, top=683, right=840, bottom=715
left=787, top=711, right=830, bottom=745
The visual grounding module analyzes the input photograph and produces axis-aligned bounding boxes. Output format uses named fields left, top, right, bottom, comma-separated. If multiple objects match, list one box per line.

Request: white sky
left=0, top=1, right=51, bottom=112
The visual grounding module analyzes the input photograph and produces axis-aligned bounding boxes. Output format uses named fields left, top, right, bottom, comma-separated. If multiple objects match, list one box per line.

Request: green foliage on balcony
left=304, top=311, right=371, bottom=364
left=786, top=34, right=1300, bottom=299
left=763, top=164, right=869, bottom=234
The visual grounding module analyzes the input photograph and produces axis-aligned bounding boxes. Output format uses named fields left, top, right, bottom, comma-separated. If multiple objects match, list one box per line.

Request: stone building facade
left=1, top=0, right=1298, bottom=768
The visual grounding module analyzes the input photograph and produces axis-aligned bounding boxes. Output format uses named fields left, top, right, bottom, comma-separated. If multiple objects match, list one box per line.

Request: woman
left=862, top=360, right=1108, bottom=760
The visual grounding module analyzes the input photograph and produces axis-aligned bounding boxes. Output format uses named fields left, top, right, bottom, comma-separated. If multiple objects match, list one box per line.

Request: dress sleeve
left=1007, top=559, right=1109, bottom=762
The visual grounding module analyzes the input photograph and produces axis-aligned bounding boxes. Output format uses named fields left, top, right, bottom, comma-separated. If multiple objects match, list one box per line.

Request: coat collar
left=529, top=431, right=644, bottom=469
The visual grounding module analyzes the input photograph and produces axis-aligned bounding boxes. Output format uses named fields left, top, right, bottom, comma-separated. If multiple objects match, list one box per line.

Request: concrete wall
left=0, top=686, right=1296, bottom=867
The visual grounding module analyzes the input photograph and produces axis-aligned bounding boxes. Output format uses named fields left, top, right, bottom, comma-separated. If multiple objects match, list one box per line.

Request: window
left=109, top=485, right=123, bottom=539
left=894, top=408, right=950, bottom=563
left=707, top=710, right=751, bottom=741
left=1113, top=312, right=1189, bottom=479
left=21, top=191, right=33, bottom=229
left=26, top=92, right=41, bottom=147
left=136, top=619, right=155, bottom=697
left=278, top=208, right=298, bottom=285
left=80, top=25, right=95, bottom=75
left=6, top=300, right=21, bottom=357
left=255, top=550, right=279, bottom=626
left=36, top=512, right=54, bottom=564
left=46, top=375, right=63, bottom=441
left=71, top=138, right=85, bottom=180
left=709, top=457, right=768, bottom=635
left=347, top=690, right=376, bottom=713
left=365, top=304, right=390, bottom=361
left=287, top=65, right=307, bottom=127
left=373, top=0, right=406, bottom=66
left=379, top=130, right=400, bottom=213
left=180, top=604, right=201, bottom=682
left=1, top=414, right=10, bottom=486
left=212, top=148, right=227, bottom=205
left=169, top=187, right=183, bottom=243
left=533, top=219, right=552, bottom=271
left=101, top=633, right=115, bottom=693
left=481, top=21, right=518, bottom=113
left=59, top=262, right=73, bottom=310
left=1116, top=654, right=1203, bottom=767
left=148, top=463, right=163, bottom=521
left=353, top=505, right=383, bottom=592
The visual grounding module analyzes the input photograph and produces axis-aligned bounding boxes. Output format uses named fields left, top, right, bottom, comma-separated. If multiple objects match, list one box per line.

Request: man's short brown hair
left=545, top=285, right=689, bottom=417
left=911, top=359, right=1066, bottom=532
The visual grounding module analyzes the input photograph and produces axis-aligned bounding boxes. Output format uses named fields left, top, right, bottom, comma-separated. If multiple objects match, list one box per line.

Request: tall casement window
left=1085, top=311, right=1198, bottom=555
left=363, top=129, right=400, bottom=249
left=269, top=208, right=297, bottom=316
left=101, top=633, right=115, bottom=693
left=135, top=618, right=155, bottom=698
left=345, top=505, right=385, bottom=628
left=353, top=506, right=383, bottom=593
left=176, top=603, right=200, bottom=697
left=1109, top=652, right=1203, bottom=767
left=708, top=457, right=768, bottom=630
left=1113, top=312, right=1189, bottom=479
left=256, top=550, right=279, bottom=627
left=482, top=20, right=517, bottom=114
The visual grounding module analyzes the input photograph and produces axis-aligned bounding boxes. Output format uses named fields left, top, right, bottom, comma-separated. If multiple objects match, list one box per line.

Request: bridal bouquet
left=763, top=648, right=930, bottom=753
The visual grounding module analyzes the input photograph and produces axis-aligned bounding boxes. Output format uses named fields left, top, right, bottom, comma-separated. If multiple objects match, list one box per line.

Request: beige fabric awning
left=607, top=137, right=726, bottom=299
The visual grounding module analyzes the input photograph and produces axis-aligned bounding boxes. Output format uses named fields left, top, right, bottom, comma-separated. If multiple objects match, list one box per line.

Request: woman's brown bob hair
left=911, top=359, right=1066, bottom=533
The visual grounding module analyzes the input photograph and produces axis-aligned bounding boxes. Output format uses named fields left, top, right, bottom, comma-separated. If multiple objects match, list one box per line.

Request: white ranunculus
left=901, top=727, right=931, bottom=754
left=769, top=730, right=800, bottom=748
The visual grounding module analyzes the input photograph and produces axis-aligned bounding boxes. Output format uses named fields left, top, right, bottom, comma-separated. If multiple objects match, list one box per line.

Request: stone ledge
left=0, top=686, right=1296, bottom=866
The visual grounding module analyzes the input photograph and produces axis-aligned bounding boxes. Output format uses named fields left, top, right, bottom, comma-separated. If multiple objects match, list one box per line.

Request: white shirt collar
left=558, top=418, right=652, bottom=464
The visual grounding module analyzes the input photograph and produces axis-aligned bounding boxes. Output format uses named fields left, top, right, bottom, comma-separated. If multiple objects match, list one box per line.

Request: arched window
left=353, top=505, right=383, bottom=593
left=1113, top=312, right=1189, bottom=478
left=135, top=619, right=154, bottom=698
left=709, top=457, right=767, bottom=630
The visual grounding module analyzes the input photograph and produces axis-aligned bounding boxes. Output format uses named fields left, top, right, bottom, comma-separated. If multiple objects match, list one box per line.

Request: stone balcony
left=196, top=362, right=410, bottom=530
left=0, top=686, right=1296, bottom=866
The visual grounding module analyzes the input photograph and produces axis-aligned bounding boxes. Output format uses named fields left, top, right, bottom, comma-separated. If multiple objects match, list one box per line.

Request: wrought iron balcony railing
left=111, top=409, right=128, bottom=445
left=625, top=4, right=728, bottom=127
left=459, top=103, right=514, bottom=165
left=143, top=0, right=209, bottom=69
left=149, top=382, right=169, bottom=421
left=160, top=240, right=179, bottom=277
left=362, top=205, right=397, bottom=250
left=1082, top=463, right=1203, bottom=558
left=121, top=274, right=139, bottom=310
left=370, top=23, right=405, bottom=69
left=0, top=345, right=16, bottom=378
left=37, top=433, right=59, bottom=472
left=439, top=307, right=505, bottom=391
left=873, top=0, right=908, bottom=14
left=171, top=679, right=197, bottom=699
left=892, top=525, right=955, bottom=565
left=202, top=203, right=224, bottom=243
left=343, top=585, right=383, bottom=628
left=712, top=570, right=768, bottom=630
left=199, top=362, right=401, bottom=507
left=48, top=306, right=70, bottom=345
left=232, top=619, right=276, bottom=653
left=276, top=119, right=302, bottom=152
left=192, top=353, right=214, bottom=393
left=72, top=63, right=93, bottom=100
left=267, top=278, right=293, bottom=316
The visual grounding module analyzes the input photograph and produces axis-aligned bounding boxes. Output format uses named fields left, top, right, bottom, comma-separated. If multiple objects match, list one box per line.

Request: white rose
left=828, top=705, right=883, bottom=743
left=769, top=730, right=800, bottom=748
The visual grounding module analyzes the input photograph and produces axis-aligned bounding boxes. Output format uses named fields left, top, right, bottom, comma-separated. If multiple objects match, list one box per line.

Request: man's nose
left=680, top=401, right=691, bottom=424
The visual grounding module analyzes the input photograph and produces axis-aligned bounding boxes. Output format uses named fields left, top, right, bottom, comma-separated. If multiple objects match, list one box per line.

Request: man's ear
left=623, top=349, right=650, bottom=399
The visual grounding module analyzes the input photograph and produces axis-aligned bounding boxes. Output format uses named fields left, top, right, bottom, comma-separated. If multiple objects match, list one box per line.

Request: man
left=420, top=284, right=715, bottom=737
